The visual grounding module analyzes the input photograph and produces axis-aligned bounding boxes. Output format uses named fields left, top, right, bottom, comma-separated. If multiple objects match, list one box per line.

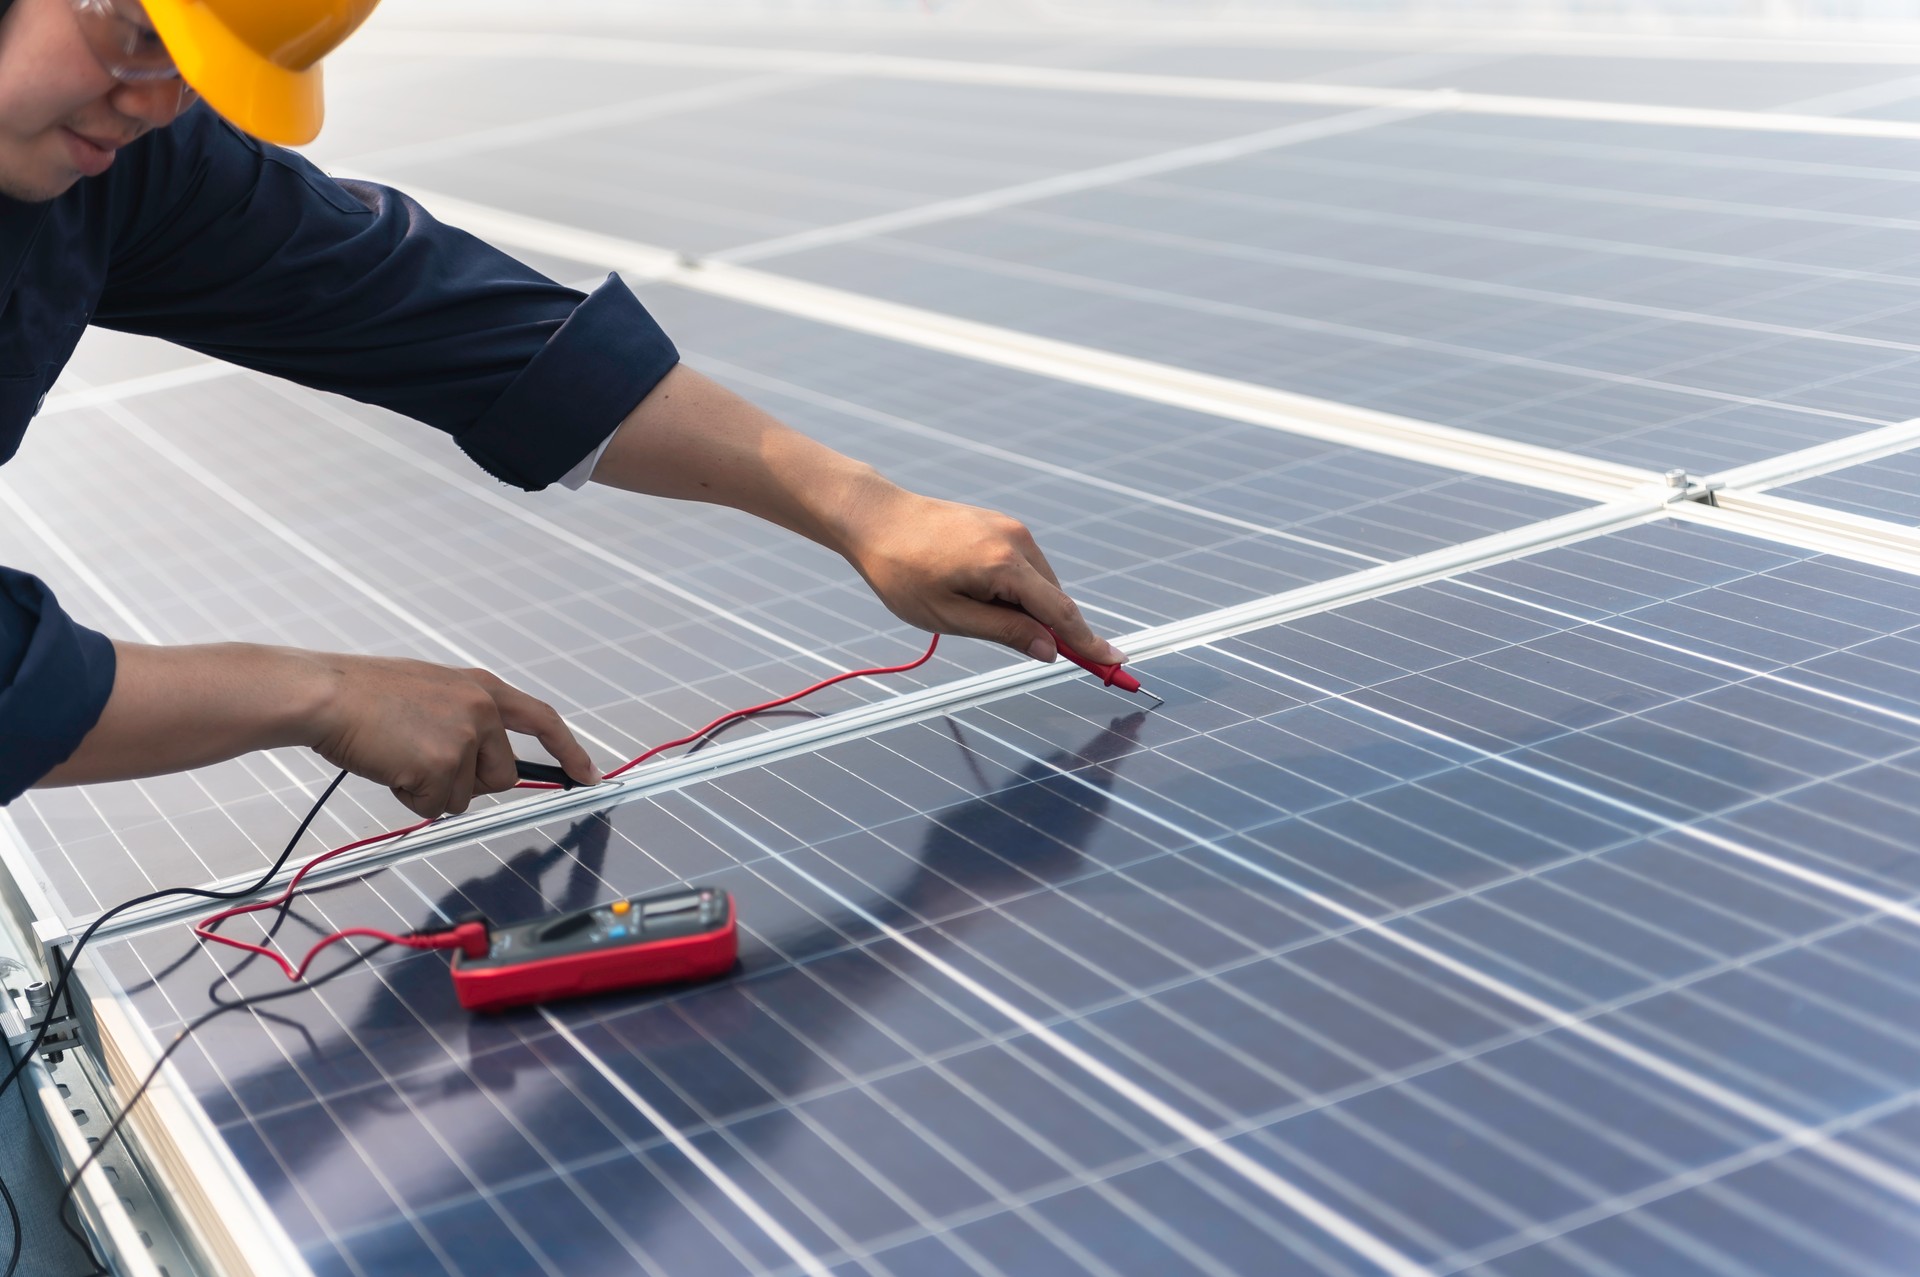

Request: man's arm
left=42, top=641, right=597, bottom=818
left=589, top=364, right=1126, bottom=668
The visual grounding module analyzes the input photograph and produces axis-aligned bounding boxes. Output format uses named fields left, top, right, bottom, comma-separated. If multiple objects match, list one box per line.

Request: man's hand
left=308, top=656, right=599, bottom=818
left=836, top=483, right=1126, bottom=667
left=591, top=364, right=1127, bottom=667
left=42, top=643, right=598, bottom=818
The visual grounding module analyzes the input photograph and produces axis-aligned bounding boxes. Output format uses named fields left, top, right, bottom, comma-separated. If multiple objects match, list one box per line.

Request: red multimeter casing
left=451, top=884, right=737, bottom=1013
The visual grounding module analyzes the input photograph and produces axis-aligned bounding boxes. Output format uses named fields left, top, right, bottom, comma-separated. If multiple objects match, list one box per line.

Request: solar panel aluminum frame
left=1676, top=493, right=1920, bottom=578
left=70, top=962, right=317, bottom=1277
left=1706, top=418, right=1920, bottom=495
left=0, top=818, right=309, bottom=1277
left=28, top=1045, right=199, bottom=1277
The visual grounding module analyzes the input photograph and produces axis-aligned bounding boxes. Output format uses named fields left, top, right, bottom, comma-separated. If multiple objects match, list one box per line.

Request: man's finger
left=474, top=723, right=520, bottom=796
left=392, top=766, right=451, bottom=821
left=1016, top=528, right=1064, bottom=590
left=443, top=738, right=479, bottom=816
left=948, top=597, right=1057, bottom=661
left=490, top=683, right=601, bottom=785
left=990, top=563, right=1126, bottom=666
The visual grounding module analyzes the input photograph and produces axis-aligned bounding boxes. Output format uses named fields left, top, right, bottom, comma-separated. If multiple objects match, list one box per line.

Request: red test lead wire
left=520, top=632, right=944, bottom=790
left=196, top=626, right=1149, bottom=984
left=195, top=635, right=945, bottom=981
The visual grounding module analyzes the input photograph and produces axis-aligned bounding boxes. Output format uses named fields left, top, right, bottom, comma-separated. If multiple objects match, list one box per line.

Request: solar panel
left=750, top=113, right=1920, bottom=472
left=18, top=25, right=1920, bottom=1277
left=80, top=516, right=1920, bottom=1276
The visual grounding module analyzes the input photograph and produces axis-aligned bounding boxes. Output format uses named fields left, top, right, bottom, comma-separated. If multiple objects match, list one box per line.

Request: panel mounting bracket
left=1662, top=469, right=1720, bottom=507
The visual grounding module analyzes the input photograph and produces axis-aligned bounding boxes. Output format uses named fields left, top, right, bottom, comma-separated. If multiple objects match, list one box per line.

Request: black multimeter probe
left=514, top=759, right=583, bottom=789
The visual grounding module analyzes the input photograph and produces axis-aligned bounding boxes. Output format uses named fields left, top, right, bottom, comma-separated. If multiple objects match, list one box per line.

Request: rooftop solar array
left=8, top=11, right=1920, bottom=1277
left=90, top=519, right=1920, bottom=1276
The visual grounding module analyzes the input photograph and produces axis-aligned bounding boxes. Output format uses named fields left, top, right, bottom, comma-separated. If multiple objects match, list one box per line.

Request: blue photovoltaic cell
left=6, top=293, right=1581, bottom=922
left=756, top=113, right=1920, bottom=473
left=1770, top=445, right=1920, bottom=525
left=91, top=517, right=1920, bottom=1276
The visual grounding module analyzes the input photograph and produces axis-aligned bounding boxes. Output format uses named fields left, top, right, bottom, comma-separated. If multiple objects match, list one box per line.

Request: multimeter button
left=642, top=893, right=702, bottom=917
left=610, top=900, right=631, bottom=915
left=607, top=925, right=629, bottom=940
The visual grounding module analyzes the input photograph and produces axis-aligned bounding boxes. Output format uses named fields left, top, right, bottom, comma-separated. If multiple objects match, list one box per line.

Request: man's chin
left=0, top=166, right=82, bottom=203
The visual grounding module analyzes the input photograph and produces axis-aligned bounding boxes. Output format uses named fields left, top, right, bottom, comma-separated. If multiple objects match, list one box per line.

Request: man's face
left=0, top=0, right=193, bottom=202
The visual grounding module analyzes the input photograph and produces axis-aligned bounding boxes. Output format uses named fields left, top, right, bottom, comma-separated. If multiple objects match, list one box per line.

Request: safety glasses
left=70, top=0, right=197, bottom=103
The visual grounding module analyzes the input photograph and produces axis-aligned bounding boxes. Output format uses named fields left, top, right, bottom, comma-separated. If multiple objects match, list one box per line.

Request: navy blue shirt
left=0, top=106, right=680, bottom=801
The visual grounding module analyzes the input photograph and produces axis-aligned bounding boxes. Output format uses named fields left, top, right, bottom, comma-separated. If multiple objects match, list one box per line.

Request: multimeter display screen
left=536, top=911, right=598, bottom=944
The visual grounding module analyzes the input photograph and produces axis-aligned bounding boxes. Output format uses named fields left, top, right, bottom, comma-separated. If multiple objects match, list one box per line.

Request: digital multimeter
left=450, top=884, right=737, bottom=1013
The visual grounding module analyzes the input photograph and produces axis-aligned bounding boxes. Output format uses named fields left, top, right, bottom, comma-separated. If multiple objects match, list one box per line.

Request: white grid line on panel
left=1303, top=122, right=1920, bottom=193
left=97, top=402, right=482, bottom=666
left=690, top=356, right=1391, bottom=565
left=1205, top=637, right=1920, bottom=930
left=408, top=722, right=1920, bottom=1267
left=951, top=712, right=1920, bottom=1207
left=112, top=560, right=1920, bottom=1275
left=335, top=72, right=825, bottom=173
left=540, top=1014, right=885, bottom=1277
left=38, top=361, right=238, bottom=417
left=669, top=714, right=1902, bottom=1275
left=392, top=808, right=1372, bottom=1277
left=0, top=467, right=366, bottom=910
left=1255, top=149, right=1920, bottom=238
left=958, top=208, right=1920, bottom=359
left=0, top=473, right=163, bottom=644
left=269, top=382, right=847, bottom=673
left=798, top=231, right=1908, bottom=457
left=364, top=873, right=732, bottom=1277
left=111, top=950, right=465, bottom=1277
left=113, top=900, right=650, bottom=1277
left=719, top=733, right=1795, bottom=1273
left=664, top=263, right=1658, bottom=500
left=669, top=793, right=1434, bottom=1277
left=716, top=104, right=1424, bottom=265
left=1125, top=178, right=1920, bottom=295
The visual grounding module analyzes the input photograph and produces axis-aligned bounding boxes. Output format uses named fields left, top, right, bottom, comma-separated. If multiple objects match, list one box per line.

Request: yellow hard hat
left=140, top=0, right=383, bottom=146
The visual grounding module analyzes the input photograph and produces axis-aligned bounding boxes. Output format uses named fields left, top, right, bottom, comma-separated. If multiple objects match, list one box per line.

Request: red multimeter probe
left=451, top=885, right=737, bottom=1013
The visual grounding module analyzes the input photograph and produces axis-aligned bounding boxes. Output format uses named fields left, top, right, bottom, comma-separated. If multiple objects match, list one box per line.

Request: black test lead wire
left=55, top=943, right=387, bottom=1277
left=0, top=769, right=352, bottom=1277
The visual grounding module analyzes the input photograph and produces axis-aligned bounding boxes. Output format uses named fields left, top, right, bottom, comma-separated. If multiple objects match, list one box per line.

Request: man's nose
left=108, top=80, right=195, bottom=131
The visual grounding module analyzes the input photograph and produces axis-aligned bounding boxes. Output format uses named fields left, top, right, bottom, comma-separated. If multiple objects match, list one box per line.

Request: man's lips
left=62, top=128, right=127, bottom=176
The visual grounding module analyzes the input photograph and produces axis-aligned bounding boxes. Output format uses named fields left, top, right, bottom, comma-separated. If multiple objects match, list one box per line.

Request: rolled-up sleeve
left=92, top=110, right=677, bottom=490
left=0, top=569, right=115, bottom=804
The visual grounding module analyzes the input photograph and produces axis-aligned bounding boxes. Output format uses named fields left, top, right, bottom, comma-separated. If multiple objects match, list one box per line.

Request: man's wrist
left=249, top=645, right=345, bottom=752
left=814, top=461, right=907, bottom=564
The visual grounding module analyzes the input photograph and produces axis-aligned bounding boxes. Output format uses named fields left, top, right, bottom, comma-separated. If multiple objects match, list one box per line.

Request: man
left=0, top=0, right=1126, bottom=818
